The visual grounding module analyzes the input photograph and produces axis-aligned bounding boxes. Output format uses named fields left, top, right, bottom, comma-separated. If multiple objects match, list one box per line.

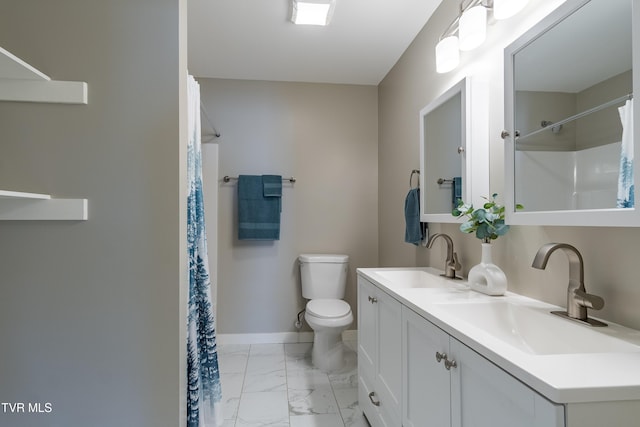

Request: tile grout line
left=235, top=344, right=251, bottom=427
left=284, top=343, right=291, bottom=426
left=329, top=370, right=347, bottom=427
left=238, top=344, right=251, bottom=427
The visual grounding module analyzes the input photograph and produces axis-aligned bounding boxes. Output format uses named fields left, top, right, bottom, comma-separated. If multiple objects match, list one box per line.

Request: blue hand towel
left=238, top=175, right=281, bottom=240
left=452, top=176, right=462, bottom=208
left=404, top=188, right=424, bottom=245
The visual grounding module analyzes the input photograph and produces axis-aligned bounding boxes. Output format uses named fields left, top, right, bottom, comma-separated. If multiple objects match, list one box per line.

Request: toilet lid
left=306, top=299, right=351, bottom=319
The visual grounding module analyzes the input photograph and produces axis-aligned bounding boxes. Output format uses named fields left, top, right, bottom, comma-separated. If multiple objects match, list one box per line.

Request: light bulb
left=493, top=0, right=529, bottom=20
left=435, top=36, right=460, bottom=73
left=459, top=5, right=487, bottom=51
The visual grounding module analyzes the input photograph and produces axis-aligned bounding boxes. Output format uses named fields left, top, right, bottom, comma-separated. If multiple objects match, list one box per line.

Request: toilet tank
left=299, top=254, right=349, bottom=300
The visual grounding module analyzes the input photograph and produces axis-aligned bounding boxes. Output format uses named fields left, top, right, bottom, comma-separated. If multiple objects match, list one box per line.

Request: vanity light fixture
left=290, top=0, right=336, bottom=26
left=435, top=0, right=529, bottom=73
left=459, top=4, right=487, bottom=51
left=436, top=35, right=460, bottom=73
left=493, top=0, right=529, bottom=20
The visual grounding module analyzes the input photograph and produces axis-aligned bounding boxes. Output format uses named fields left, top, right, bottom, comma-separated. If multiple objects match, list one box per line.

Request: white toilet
left=299, top=253, right=353, bottom=372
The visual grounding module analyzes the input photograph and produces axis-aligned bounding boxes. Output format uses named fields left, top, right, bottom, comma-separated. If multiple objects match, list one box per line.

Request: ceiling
left=187, top=0, right=443, bottom=86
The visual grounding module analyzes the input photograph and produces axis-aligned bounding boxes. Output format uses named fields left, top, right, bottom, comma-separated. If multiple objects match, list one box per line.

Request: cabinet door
left=450, top=339, right=565, bottom=427
left=357, top=277, right=377, bottom=378
left=402, top=306, right=451, bottom=427
left=357, top=277, right=402, bottom=427
left=376, top=287, right=402, bottom=426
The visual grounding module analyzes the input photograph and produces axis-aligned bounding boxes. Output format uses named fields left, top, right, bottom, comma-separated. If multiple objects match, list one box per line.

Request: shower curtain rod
left=200, top=100, right=221, bottom=140
left=517, top=92, right=633, bottom=142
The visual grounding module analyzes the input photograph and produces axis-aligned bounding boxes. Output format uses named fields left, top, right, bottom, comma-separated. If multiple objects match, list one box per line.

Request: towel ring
left=410, top=169, right=420, bottom=189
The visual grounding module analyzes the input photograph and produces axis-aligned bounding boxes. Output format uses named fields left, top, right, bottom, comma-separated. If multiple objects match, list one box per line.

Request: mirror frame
left=420, top=76, right=489, bottom=223
left=504, top=0, right=640, bottom=226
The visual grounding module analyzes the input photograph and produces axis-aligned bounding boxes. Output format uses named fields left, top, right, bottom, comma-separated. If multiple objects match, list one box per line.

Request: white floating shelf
left=0, top=48, right=89, bottom=219
left=0, top=190, right=87, bottom=220
left=0, top=79, right=88, bottom=104
left=0, top=46, right=88, bottom=104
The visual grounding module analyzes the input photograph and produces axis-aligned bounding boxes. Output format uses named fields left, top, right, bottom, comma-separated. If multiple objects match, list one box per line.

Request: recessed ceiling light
left=291, top=0, right=335, bottom=26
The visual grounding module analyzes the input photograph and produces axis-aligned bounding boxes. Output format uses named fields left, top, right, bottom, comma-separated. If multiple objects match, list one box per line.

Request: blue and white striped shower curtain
left=187, top=75, right=223, bottom=427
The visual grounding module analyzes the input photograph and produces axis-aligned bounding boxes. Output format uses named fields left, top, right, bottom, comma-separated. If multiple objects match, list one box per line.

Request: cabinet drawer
left=358, top=371, right=386, bottom=427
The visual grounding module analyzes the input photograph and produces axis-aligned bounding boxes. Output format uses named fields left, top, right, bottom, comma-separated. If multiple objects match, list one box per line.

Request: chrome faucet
left=531, top=243, right=606, bottom=327
left=426, top=233, right=461, bottom=280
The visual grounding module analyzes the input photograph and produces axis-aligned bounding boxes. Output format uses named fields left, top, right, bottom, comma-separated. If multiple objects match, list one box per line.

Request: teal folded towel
left=263, top=175, right=282, bottom=198
left=238, top=175, right=281, bottom=240
left=404, top=188, right=424, bottom=245
left=262, top=174, right=282, bottom=213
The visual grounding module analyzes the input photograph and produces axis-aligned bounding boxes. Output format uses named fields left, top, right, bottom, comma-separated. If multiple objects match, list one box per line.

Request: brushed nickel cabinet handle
left=444, top=358, right=457, bottom=370
left=501, top=130, right=520, bottom=139
left=368, top=391, right=381, bottom=407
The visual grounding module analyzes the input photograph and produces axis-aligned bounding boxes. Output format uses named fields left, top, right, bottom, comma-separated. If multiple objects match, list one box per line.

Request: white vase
left=468, top=242, right=507, bottom=296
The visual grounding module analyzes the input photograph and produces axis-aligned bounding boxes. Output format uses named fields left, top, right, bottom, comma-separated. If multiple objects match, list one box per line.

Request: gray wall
left=379, top=0, right=640, bottom=331
left=576, top=70, right=632, bottom=149
left=199, top=79, right=378, bottom=335
left=516, top=91, right=577, bottom=150
left=0, top=1, right=186, bottom=426
left=515, top=70, right=632, bottom=151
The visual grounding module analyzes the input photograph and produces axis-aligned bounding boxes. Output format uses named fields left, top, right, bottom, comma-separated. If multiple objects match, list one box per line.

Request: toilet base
left=311, top=329, right=346, bottom=373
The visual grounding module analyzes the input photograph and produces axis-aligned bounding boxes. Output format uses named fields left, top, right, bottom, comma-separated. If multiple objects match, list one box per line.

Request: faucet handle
left=452, top=252, right=461, bottom=271
left=574, top=289, right=605, bottom=310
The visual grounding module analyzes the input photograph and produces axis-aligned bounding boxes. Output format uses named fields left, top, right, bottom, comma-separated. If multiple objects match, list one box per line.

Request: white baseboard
left=343, top=329, right=357, bottom=342
left=217, top=330, right=357, bottom=346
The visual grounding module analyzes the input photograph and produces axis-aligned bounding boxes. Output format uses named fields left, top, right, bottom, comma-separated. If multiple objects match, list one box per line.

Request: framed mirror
left=420, top=77, right=489, bottom=223
left=504, top=0, right=639, bottom=226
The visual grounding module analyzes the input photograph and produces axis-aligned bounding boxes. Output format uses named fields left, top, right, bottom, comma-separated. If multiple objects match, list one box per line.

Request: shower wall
left=515, top=142, right=621, bottom=211
left=514, top=70, right=631, bottom=211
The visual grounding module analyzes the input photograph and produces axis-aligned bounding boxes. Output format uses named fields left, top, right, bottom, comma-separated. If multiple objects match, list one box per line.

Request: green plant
left=452, top=194, right=522, bottom=243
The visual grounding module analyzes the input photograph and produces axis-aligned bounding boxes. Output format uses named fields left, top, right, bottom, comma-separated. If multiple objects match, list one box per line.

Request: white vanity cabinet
left=402, top=306, right=564, bottom=427
left=359, top=268, right=640, bottom=427
left=359, top=274, right=565, bottom=427
left=357, top=276, right=402, bottom=427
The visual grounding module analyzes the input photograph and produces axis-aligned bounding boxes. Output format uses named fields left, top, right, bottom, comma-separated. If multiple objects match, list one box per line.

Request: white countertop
left=357, top=267, right=640, bottom=404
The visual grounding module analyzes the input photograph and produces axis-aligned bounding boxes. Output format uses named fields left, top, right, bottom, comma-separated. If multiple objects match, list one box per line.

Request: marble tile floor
left=218, top=341, right=370, bottom=427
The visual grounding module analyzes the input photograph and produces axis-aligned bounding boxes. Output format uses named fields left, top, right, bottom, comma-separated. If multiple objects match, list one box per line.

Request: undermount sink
left=370, top=268, right=467, bottom=290
left=436, top=301, right=640, bottom=355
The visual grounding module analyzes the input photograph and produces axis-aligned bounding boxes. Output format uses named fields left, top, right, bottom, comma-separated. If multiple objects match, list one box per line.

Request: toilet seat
left=306, top=299, right=351, bottom=319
